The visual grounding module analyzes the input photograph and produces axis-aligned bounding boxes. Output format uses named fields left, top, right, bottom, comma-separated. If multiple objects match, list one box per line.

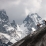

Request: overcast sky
left=0, top=0, right=46, bottom=24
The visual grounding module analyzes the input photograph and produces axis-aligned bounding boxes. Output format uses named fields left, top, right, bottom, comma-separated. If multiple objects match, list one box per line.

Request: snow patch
left=32, top=27, right=36, bottom=31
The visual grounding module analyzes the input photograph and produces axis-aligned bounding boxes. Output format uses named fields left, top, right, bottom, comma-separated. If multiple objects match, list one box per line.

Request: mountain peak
left=24, top=13, right=42, bottom=25
left=21, top=13, right=44, bottom=35
left=29, top=13, right=41, bottom=19
left=0, top=9, right=9, bottom=24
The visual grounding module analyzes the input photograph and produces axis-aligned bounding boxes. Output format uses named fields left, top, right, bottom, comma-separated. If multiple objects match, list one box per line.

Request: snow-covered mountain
left=0, top=10, right=45, bottom=46
left=0, top=10, right=23, bottom=46
left=20, top=13, right=44, bottom=36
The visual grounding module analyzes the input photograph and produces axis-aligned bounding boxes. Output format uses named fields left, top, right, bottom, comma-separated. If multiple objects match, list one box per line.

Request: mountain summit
left=20, top=13, right=44, bottom=37
left=0, top=9, right=9, bottom=24
left=24, top=13, right=43, bottom=25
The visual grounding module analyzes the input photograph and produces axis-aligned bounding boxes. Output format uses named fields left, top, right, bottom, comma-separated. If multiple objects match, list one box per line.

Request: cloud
left=25, top=8, right=30, bottom=16
left=22, top=0, right=42, bottom=15
left=38, top=0, right=46, bottom=20
left=0, top=0, right=21, bottom=9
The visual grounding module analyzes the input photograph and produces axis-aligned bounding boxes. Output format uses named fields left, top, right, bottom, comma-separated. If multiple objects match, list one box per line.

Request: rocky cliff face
left=21, top=26, right=46, bottom=46
left=12, top=25, right=46, bottom=46
left=35, top=34, right=46, bottom=46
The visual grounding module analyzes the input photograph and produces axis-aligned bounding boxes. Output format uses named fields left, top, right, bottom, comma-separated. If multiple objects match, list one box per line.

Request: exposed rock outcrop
left=12, top=25, right=46, bottom=46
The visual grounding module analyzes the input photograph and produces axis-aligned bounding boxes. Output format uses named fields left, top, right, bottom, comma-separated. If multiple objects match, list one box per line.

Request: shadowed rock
left=12, top=25, right=46, bottom=46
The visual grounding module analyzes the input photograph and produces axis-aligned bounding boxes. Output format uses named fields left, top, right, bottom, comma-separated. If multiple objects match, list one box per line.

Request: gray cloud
left=0, top=0, right=46, bottom=24
left=38, top=0, right=46, bottom=20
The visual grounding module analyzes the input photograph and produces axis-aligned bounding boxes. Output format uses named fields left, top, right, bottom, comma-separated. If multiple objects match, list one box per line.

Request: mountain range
left=0, top=10, right=45, bottom=46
